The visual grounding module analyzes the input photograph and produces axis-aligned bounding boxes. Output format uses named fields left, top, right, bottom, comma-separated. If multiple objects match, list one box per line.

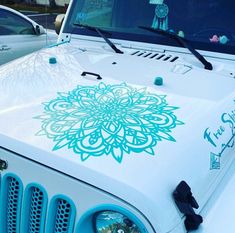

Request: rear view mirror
left=55, top=14, right=65, bottom=35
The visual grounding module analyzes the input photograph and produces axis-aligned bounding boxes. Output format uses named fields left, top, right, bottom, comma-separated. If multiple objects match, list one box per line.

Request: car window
left=64, top=0, right=235, bottom=55
left=0, top=9, right=35, bottom=36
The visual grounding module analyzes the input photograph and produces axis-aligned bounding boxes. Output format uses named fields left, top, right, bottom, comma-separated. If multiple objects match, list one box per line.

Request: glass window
left=64, top=0, right=235, bottom=55
left=0, top=9, right=35, bottom=36
left=75, top=0, right=114, bottom=27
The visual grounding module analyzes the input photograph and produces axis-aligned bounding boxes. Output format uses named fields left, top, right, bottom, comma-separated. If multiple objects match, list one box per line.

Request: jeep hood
left=0, top=44, right=234, bottom=232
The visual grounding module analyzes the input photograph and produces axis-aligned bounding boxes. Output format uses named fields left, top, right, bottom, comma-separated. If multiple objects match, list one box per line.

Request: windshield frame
left=63, top=0, right=235, bottom=55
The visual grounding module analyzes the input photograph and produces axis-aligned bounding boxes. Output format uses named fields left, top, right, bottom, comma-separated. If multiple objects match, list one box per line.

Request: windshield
left=64, top=0, right=235, bottom=55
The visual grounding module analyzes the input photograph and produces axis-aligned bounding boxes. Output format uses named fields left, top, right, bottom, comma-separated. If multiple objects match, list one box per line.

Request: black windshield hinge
left=0, top=159, right=8, bottom=171
left=173, top=181, right=203, bottom=231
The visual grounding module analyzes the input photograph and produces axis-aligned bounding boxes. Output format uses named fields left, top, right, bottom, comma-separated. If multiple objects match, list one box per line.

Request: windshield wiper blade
left=74, top=23, right=123, bottom=54
left=139, top=26, right=213, bottom=71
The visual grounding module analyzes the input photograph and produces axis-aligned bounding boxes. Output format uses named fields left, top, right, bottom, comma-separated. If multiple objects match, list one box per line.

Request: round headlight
left=95, top=211, right=142, bottom=233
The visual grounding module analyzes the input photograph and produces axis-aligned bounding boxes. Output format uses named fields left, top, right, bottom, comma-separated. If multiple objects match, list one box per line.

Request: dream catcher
left=151, top=0, right=169, bottom=31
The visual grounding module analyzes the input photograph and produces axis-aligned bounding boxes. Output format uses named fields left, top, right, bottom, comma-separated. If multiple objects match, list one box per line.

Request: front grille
left=0, top=174, right=75, bottom=233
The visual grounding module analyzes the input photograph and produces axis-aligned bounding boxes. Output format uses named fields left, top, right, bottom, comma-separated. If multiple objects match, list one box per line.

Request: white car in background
left=0, top=5, right=58, bottom=65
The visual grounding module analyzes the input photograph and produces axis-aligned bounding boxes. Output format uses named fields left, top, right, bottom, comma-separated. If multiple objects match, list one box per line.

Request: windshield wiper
left=74, top=23, right=123, bottom=54
left=139, top=26, right=213, bottom=70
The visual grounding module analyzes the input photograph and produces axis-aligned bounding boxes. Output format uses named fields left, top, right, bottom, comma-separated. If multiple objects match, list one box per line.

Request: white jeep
left=0, top=0, right=234, bottom=233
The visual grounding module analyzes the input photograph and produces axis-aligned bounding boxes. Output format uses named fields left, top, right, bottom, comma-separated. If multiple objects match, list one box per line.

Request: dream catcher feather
left=151, top=0, right=169, bottom=31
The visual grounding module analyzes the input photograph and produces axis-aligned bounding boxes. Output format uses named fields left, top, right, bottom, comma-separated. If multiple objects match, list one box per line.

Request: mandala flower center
left=94, top=100, right=127, bottom=122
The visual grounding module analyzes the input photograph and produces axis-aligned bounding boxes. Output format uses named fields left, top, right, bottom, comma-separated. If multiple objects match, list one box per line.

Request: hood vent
left=130, top=50, right=179, bottom=63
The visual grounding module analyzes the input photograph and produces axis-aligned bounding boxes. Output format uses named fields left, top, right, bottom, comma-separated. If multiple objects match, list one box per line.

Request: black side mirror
left=35, top=25, right=41, bottom=35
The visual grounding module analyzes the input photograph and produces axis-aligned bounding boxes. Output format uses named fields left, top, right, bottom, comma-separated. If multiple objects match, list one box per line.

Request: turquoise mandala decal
left=36, top=83, right=183, bottom=163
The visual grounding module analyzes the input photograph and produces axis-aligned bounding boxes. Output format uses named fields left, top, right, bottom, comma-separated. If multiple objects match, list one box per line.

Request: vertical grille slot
left=46, top=196, right=76, bottom=233
left=0, top=174, right=23, bottom=233
left=7, top=177, right=20, bottom=232
left=55, top=199, right=71, bottom=232
left=29, top=187, right=43, bottom=232
left=22, top=184, right=48, bottom=233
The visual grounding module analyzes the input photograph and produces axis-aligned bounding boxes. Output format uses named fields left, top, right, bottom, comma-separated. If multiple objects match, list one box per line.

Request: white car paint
left=0, top=40, right=234, bottom=232
left=0, top=5, right=58, bottom=65
left=0, top=1, right=234, bottom=233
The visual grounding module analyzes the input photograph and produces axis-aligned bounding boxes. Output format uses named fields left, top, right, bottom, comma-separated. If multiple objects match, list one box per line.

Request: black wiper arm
left=139, top=26, right=213, bottom=70
left=74, top=23, right=123, bottom=54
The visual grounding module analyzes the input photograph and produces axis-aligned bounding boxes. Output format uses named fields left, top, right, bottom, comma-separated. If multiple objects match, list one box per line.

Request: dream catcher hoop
left=152, top=3, right=169, bottom=30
